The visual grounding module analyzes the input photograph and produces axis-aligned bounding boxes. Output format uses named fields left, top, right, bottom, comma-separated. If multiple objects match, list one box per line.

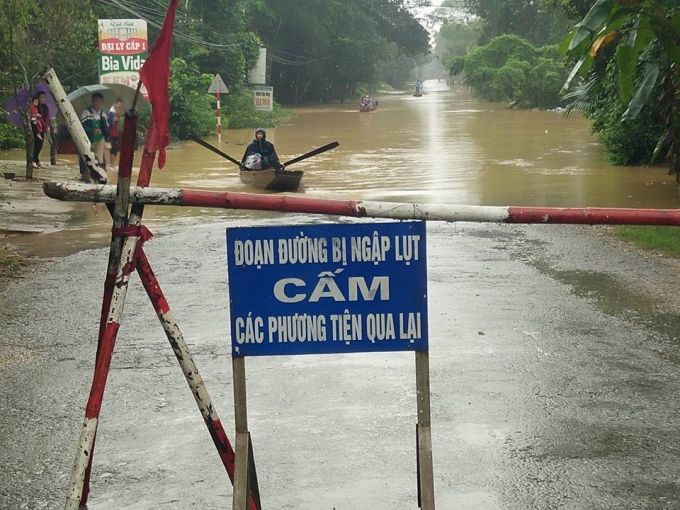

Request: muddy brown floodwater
left=2, top=79, right=679, bottom=257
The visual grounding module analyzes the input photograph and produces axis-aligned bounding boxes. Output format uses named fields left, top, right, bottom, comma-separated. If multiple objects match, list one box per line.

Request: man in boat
left=241, top=127, right=284, bottom=171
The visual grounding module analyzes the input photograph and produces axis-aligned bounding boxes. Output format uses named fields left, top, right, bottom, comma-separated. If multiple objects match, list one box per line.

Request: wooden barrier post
left=67, top=121, right=262, bottom=508
left=232, top=357, right=251, bottom=510
left=80, top=108, right=139, bottom=507
left=416, top=351, right=435, bottom=510
left=49, top=117, right=58, bottom=166
left=64, top=85, right=145, bottom=510
left=43, top=183, right=680, bottom=227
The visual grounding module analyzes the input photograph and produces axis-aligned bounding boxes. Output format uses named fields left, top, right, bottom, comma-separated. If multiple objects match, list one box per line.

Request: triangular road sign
left=208, top=73, right=229, bottom=94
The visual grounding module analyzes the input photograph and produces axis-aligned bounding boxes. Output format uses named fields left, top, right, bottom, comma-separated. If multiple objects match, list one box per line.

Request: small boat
left=189, top=135, right=338, bottom=193
left=239, top=167, right=304, bottom=192
left=413, top=91, right=423, bottom=97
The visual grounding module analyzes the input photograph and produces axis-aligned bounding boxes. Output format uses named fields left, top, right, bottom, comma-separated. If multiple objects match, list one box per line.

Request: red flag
left=139, top=0, right=179, bottom=169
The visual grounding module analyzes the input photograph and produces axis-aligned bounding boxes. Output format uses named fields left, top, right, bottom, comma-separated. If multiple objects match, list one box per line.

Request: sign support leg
left=247, top=431, right=262, bottom=509
left=416, top=351, right=435, bottom=510
left=232, top=357, right=252, bottom=510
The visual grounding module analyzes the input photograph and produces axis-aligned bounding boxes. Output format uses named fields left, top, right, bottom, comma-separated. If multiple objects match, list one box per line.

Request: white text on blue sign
left=226, top=222, right=428, bottom=357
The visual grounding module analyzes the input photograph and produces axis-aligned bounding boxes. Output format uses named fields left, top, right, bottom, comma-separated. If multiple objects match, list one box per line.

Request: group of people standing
left=28, top=90, right=123, bottom=183
left=78, top=93, right=123, bottom=183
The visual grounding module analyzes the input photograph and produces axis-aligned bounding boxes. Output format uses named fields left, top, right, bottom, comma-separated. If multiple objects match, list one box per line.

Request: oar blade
left=189, top=134, right=242, bottom=167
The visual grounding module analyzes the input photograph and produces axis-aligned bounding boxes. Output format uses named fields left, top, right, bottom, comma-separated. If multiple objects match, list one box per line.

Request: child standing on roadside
left=30, top=96, right=43, bottom=141
left=29, top=96, right=43, bottom=170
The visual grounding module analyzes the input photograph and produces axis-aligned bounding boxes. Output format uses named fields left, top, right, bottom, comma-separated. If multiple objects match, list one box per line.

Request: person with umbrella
left=32, top=91, right=51, bottom=169
left=79, top=92, right=109, bottom=183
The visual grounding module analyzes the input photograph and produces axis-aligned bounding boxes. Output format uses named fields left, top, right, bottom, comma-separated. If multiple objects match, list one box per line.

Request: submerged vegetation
left=457, top=35, right=567, bottom=108
left=435, top=0, right=680, bottom=175
left=436, top=0, right=571, bottom=108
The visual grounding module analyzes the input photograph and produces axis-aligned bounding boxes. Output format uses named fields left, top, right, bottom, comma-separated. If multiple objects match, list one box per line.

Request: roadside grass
left=0, top=248, right=34, bottom=281
left=612, top=226, right=680, bottom=258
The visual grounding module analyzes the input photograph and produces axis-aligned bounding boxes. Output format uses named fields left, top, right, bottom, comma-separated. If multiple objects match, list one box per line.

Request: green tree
left=0, top=109, right=23, bottom=150
left=463, top=0, right=572, bottom=46
left=250, top=0, right=430, bottom=103
left=167, top=58, right=214, bottom=140
left=0, top=0, right=96, bottom=178
left=460, top=34, right=567, bottom=108
left=561, top=0, right=680, bottom=182
left=380, top=42, right=425, bottom=89
left=435, top=19, right=484, bottom=63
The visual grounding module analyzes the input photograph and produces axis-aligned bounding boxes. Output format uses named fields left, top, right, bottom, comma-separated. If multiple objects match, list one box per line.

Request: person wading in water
left=241, top=128, right=283, bottom=171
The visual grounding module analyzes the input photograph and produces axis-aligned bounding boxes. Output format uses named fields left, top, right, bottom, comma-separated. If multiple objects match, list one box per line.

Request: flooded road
left=1, top=79, right=679, bottom=257
left=3, top=81, right=680, bottom=509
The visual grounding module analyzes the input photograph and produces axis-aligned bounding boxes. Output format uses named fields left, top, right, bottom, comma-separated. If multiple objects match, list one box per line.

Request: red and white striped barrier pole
left=65, top=118, right=159, bottom=510
left=44, top=183, right=680, bottom=226
left=216, top=90, right=222, bottom=144
left=78, top=110, right=140, bottom=508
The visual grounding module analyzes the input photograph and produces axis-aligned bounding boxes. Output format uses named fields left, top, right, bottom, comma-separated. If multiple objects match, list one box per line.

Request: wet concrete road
left=2, top=216, right=680, bottom=509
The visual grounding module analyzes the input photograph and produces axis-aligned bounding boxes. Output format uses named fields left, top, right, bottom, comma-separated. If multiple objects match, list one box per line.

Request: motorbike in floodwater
left=359, top=98, right=379, bottom=112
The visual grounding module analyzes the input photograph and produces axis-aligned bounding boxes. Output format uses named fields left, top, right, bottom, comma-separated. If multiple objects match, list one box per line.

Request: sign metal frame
left=227, top=221, right=435, bottom=510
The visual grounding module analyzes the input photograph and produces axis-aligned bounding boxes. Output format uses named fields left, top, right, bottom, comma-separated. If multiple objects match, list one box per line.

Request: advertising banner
left=98, top=19, right=148, bottom=92
left=253, top=86, right=273, bottom=111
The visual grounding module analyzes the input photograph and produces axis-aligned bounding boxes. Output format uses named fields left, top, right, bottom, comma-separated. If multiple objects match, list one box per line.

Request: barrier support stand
left=416, top=351, right=435, bottom=510
left=232, top=357, right=260, bottom=510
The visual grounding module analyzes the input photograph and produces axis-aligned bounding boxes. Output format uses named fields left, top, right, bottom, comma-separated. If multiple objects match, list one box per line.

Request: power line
left=267, top=49, right=321, bottom=66
left=99, top=0, right=244, bottom=50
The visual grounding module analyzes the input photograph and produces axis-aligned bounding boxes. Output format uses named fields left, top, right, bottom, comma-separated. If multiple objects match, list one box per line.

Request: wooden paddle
left=284, top=141, right=339, bottom=167
left=188, top=134, right=242, bottom=167
left=190, top=135, right=339, bottom=170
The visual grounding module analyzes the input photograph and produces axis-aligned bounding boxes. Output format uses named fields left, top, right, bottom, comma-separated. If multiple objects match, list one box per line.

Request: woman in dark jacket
left=33, top=92, right=50, bottom=168
left=241, top=128, right=283, bottom=170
